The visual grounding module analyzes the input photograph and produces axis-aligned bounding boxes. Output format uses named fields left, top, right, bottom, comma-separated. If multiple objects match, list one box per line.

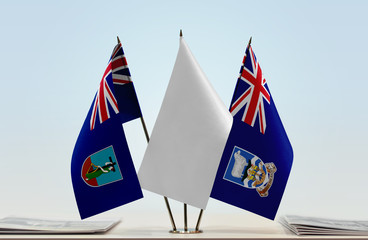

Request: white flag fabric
left=138, top=37, right=232, bottom=209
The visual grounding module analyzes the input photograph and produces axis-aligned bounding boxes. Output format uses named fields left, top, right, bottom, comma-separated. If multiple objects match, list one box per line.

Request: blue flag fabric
left=210, top=44, right=293, bottom=220
left=71, top=42, right=143, bottom=219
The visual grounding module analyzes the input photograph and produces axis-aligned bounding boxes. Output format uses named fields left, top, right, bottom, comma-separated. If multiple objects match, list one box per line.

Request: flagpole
left=184, top=203, right=188, bottom=232
left=180, top=29, right=188, bottom=233
left=248, top=36, right=252, bottom=48
left=179, top=29, right=204, bottom=234
left=139, top=116, right=177, bottom=231
left=139, top=117, right=150, bottom=143
left=195, top=209, right=203, bottom=231
left=228, top=36, right=253, bottom=116
left=164, top=195, right=177, bottom=231
left=116, top=35, right=177, bottom=232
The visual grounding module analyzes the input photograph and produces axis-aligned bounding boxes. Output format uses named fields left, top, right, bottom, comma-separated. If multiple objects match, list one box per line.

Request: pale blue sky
left=0, top=0, right=367, bottom=221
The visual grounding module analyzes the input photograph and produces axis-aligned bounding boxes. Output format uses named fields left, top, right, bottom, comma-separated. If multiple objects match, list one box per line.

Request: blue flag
left=71, top=42, right=143, bottom=219
left=210, top=44, right=293, bottom=220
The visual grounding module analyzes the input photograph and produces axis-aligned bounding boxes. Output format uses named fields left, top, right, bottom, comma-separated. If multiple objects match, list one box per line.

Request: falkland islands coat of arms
left=81, top=146, right=123, bottom=187
left=223, top=146, right=276, bottom=197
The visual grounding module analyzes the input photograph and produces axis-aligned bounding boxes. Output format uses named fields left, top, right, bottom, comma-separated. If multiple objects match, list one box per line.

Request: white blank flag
left=138, top=37, right=232, bottom=209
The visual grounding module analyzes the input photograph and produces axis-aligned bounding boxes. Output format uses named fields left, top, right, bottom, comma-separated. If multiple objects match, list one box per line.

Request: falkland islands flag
left=211, top=42, right=293, bottom=220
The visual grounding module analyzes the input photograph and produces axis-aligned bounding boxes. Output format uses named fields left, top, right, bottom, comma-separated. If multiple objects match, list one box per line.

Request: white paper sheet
left=0, top=216, right=119, bottom=234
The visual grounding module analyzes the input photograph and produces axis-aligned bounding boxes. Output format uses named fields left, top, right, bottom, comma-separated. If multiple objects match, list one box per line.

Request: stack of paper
left=0, top=216, right=119, bottom=234
left=280, top=215, right=368, bottom=236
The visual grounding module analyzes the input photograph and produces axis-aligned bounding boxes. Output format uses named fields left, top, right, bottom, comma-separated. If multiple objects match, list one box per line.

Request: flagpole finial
left=248, top=36, right=252, bottom=48
left=180, top=29, right=183, bottom=37
left=117, top=36, right=121, bottom=44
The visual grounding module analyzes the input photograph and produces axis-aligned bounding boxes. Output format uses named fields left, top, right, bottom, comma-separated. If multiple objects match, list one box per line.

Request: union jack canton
left=230, top=46, right=270, bottom=134
left=90, top=43, right=134, bottom=130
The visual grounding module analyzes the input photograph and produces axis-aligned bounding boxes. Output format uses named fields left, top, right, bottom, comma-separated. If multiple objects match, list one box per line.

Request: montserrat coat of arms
left=224, top=146, right=276, bottom=197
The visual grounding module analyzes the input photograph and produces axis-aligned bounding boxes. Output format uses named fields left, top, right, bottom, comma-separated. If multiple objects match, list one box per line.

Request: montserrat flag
left=71, top=40, right=143, bottom=219
left=211, top=41, right=293, bottom=220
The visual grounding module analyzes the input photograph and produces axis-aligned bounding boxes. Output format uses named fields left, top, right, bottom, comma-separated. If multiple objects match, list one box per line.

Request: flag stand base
left=168, top=204, right=204, bottom=234
left=169, top=229, right=203, bottom=234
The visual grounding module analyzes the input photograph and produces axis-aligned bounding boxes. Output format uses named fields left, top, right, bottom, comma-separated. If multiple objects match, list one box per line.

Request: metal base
left=169, top=229, right=203, bottom=234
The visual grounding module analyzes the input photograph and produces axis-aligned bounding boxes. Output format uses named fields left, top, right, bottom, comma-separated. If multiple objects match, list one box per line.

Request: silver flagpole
left=180, top=29, right=189, bottom=234
left=178, top=30, right=203, bottom=234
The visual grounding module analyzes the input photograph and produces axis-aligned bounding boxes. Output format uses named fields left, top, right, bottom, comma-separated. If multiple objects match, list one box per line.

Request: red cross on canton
left=230, top=46, right=271, bottom=134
